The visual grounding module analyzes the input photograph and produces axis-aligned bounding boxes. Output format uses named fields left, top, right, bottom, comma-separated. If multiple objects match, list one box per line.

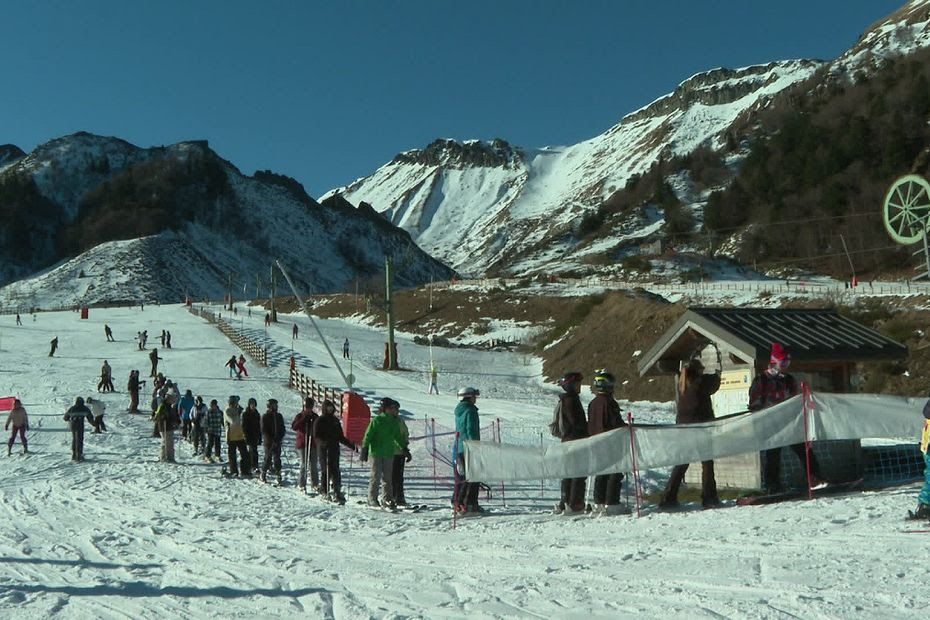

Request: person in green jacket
left=360, top=397, right=405, bottom=510
left=453, top=387, right=482, bottom=514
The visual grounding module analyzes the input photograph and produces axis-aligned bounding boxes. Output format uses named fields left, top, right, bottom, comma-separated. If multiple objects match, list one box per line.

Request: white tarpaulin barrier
left=463, top=393, right=926, bottom=483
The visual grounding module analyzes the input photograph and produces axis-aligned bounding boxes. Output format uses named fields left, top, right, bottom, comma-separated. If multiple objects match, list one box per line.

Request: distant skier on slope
left=48, top=337, right=58, bottom=357
left=86, top=397, right=107, bottom=433
left=104, top=324, right=114, bottom=342
left=5, top=399, right=29, bottom=456
left=237, top=354, right=249, bottom=378
left=149, top=348, right=162, bottom=378
left=225, top=355, right=240, bottom=379
left=64, top=397, right=93, bottom=462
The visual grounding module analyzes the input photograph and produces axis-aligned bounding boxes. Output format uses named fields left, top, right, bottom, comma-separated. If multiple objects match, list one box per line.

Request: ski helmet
left=457, top=387, right=480, bottom=399
left=592, top=369, right=616, bottom=394
left=558, top=372, right=583, bottom=391
left=379, top=397, right=399, bottom=411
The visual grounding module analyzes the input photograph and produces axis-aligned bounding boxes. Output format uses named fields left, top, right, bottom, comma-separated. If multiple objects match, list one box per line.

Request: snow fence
left=463, top=391, right=926, bottom=483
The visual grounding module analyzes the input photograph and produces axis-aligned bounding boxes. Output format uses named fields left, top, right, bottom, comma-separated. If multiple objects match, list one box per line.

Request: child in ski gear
left=6, top=399, right=28, bottom=455
left=312, top=398, right=357, bottom=503
left=552, top=372, right=588, bottom=514
left=586, top=370, right=627, bottom=515
left=361, top=397, right=405, bottom=509
left=749, top=342, right=824, bottom=492
left=149, top=348, right=162, bottom=378
left=237, top=354, right=249, bottom=378
left=64, top=397, right=93, bottom=461
left=260, top=399, right=286, bottom=483
left=86, top=397, right=107, bottom=433
left=453, top=387, right=481, bottom=513
left=178, top=389, right=196, bottom=441
left=153, top=392, right=180, bottom=462
left=226, top=355, right=240, bottom=379
left=204, top=399, right=224, bottom=462
left=910, top=394, right=930, bottom=521
left=392, top=410, right=413, bottom=506
left=242, top=397, right=262, bottom=474
left=292, top=397, right=319, bottom=491
left=661, top=352, right=722, bottom=510
left=49, top=337, right=58, bottom=357
left=224, top=396, right=250, bottom=476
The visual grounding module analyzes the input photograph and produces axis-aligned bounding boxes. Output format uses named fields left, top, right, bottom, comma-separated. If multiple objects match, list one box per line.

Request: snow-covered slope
left=0, top=304, right=924, bottom=617
left=326, top=60, right=822, bottom=277
left=0, top=133, right=454, bottom=307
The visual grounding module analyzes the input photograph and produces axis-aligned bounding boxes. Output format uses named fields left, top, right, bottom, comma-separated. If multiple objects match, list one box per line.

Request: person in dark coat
left=63, top=397, right=93, bottom=461
left=260, top=399, right=287, bottom=483
left=226, top=355, right=240, bottom=379
left=242, top=398, right=262, bottom=474
left=160, top=330, right=166, bottom=347
left=104, top=324, right=114, bottom=342
left=292, top=397, right=319, bottom=491
left=550, top=372, right=588, bottom=514
left=660, top=352, right=722, bottom=509
left=49, top=337, right=58, bottom=357
left=149, top=348, right=161, bottom=378
left=587, top=370, right=627, bottom=516
left=165, top=330, right=172, bottom=349
left=312, top=399, right=357, bottom=503
left=749, top=342, right=823, bottom=492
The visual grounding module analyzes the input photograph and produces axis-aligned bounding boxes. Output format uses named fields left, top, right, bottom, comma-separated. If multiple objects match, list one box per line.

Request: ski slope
left=0, top=304, right=924, bottom=618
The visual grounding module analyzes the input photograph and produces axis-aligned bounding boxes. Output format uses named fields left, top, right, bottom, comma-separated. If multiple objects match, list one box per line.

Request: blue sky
left=0, top=1, right=905, bottom=196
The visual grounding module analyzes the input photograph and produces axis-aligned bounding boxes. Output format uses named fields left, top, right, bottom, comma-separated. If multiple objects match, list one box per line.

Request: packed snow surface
left=0, top=304, right=924, bottom=618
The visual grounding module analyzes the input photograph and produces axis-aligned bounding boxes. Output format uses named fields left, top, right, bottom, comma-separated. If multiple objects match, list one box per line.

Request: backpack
left=549, top=401, right=564, bottom=438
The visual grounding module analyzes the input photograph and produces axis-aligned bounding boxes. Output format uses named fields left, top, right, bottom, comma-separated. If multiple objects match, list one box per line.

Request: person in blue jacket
left=178, top=389, right=196, bottom=441
left=908, top=394, right=930, bottom=521
left=453, top=387, right=482, bottom=514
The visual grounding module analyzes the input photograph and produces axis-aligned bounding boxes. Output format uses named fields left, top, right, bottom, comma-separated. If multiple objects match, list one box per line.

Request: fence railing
left=289, top=366, right=343, bottom=405
left=191, top=305, right=267, bottom=367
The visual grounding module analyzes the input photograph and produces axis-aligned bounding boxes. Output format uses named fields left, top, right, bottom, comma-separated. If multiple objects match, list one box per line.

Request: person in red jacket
left=660, top=350, right=722, bottom=510
left=291, top=396, right=319, bottom=491
left=237, top=354, right=249, bottom=378
left=586, top=370, right=627, bottom=516
left=550, top=371, right=588, bottom=514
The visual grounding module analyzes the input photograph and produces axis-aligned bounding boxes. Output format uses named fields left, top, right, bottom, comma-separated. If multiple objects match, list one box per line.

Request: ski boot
left=907, top=503, right=930, bottom=521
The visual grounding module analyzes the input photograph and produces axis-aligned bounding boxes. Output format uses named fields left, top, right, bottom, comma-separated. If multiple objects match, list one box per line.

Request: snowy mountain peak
left=0, top=144, right=25, bottom=169
left=832, top=0, right=930, bottom=74
left=391, top=138, right=523, bottom=169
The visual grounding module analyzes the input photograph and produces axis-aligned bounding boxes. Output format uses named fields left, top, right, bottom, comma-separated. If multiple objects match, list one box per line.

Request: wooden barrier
left=190, top=306, right=267, bottom=367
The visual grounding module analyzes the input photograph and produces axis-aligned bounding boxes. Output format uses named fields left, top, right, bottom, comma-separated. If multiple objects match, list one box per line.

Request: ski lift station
left=637, top=307, right=910, bottom=489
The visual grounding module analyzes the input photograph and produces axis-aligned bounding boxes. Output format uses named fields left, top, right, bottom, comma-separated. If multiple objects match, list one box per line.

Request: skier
left=63, top=397, right=93, bottom=461
left=153, top=392, right=179, bottom=462
left=292, top=396, right=319, bottom=491
left=15, top=313, right=22, bottom=326
left=550, top=372, right=588, bottom=514
left=178, top=389, right=196, bottom=441
left=660, top=354, right=721, bottom=510
left=242, top=397, right=262, bottom=475
left=204, top=399, right=224, bottom=463
left=191, top=396, right=207, bottom=456
left=104, top=324, right=114, bottom=342
left=453, top=387, right=482, bottom=514
left=141, top=330, right=148, bottom=349
left=292, top=324, right=298, bottom=339
left=224, top=396, right=250, bottom=477
left=48, top=337, right=58, bottom=357
left=225, top=355, right=240, bottom=379
left=749, top=343, right=824, bottom=492
left=137, top=332, right=143, bottom=351
left=428, top=365, right=439, bottom=395
left=127, top=370, right=144, bottom=413
left=264, top=313, right=271, bottom=327
left=392, top=407, right=413, bottom=507
left=98, top=360, right=113, bottom=393
left=343, top=338, right=350, bottom=359
left=237, top=354, right=249, bottom=378
left=360, top=397, right=405, bottom=509
left=149, top=348, right=162, bottom=378
left=166, top=330, right=172, bottom=349
left=86, top=397, right=107, bottom=433
left=5, top=399, right=28, bottom=455
left=586, top=370, right=627, bottom=516
left=908, top=392, right=930, bottom=520
left=260, top=398, right=286, bottom=483
left=312, top=398, right=357, bottom=503
left=160, top=330, right=166, bottom=347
